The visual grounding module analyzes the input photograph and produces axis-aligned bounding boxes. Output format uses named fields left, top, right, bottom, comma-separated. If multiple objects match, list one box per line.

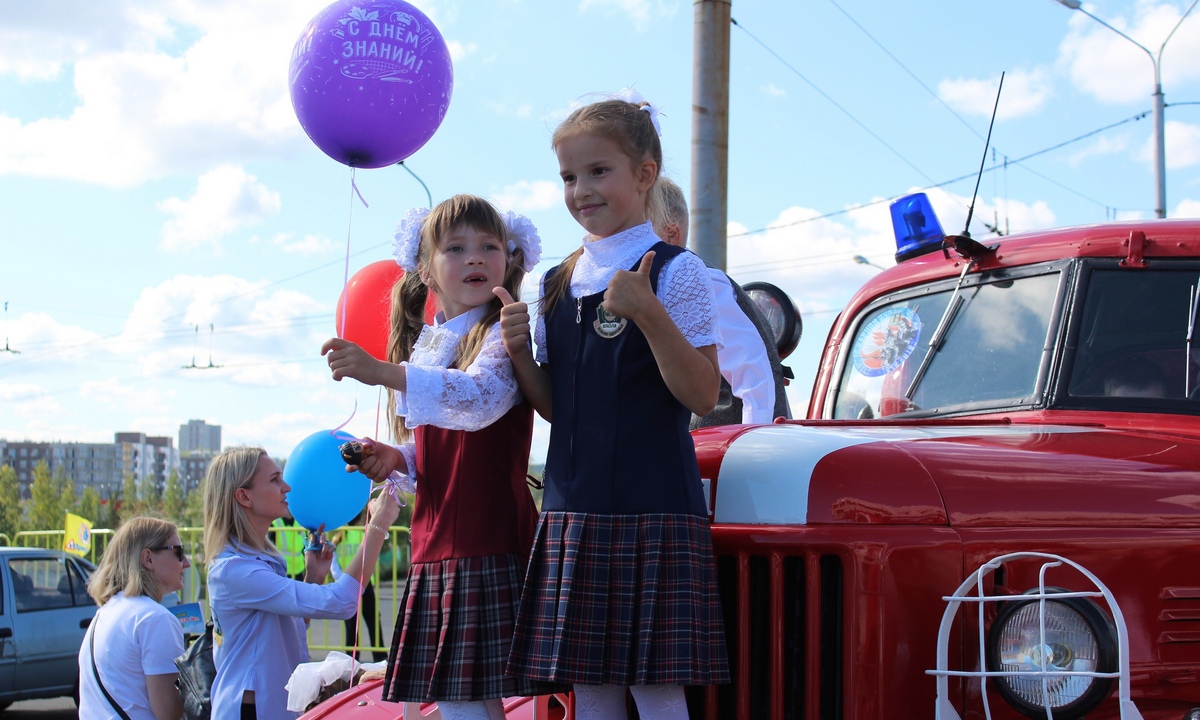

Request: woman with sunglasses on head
left=202, top=446, right=400, bottom=720
left=78, top=516, right=190, bottom=720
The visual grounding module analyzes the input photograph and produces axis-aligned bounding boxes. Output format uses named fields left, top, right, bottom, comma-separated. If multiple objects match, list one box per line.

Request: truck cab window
left=1066, top=266, right=1200, bottom=404
left=832, top=271, right=1061, bottom=419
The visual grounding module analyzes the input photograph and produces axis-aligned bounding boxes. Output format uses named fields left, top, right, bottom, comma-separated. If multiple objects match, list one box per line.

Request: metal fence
left=10, top=525, right=411, bottom=660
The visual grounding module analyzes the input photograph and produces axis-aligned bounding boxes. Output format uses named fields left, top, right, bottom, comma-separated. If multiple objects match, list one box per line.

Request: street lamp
left=1055, top=0, right=1199, bottom=219
left=853, top=254, right=886, bottom=270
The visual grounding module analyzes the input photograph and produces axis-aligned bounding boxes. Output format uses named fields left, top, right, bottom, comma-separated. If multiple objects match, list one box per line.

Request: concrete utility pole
left=691, top=0, right=731, bottom=270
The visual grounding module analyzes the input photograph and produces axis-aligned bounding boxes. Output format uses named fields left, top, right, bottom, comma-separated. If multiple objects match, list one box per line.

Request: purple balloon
left=289, top=0, right=453, bottom=168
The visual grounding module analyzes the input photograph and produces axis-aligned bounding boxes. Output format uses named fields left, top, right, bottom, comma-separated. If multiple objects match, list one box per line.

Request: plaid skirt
left=381, top=553, right=557, bottom=702
left=508, top=512, right=730, bottom=686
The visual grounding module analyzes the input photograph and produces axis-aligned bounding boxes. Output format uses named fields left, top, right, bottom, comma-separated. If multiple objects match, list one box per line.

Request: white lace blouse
left=533, top=221, right=722, bottom=363
left=396, top=305, right=522, bottom=431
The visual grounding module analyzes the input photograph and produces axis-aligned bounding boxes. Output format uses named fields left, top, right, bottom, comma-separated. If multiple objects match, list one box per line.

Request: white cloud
left=938, top=69, right=1051, bottom=119
left=0, top=0, right=371, bottom=185
left=0, top=2, right=171, bottom=81
left=492, top=180, right=561, bottom=212
left=446, top=40, right=477, bottom=62
left=485, top=102, right=535, bottom=119
left=1, top=311, right=104, bottom=365
left=118, top=274, right=326, bottom=380
left=80, top=377, right=158, bottom=406
left=1068, top=134, right=1131, bottom=167
left=257, top=231, right=337, bottom=256
left=762, top=82, right=787, bottom=98
left=1165, top=120, right=1200, bottom=169
left=0, top=381, right=70, bottom=442
left=159, top=165, right=282, bottom=252
left=1174, top=198, right=1200, bottom=217
left=223, top=410, right=327, bottom=457
left=0, top=382, right=48, bottom=404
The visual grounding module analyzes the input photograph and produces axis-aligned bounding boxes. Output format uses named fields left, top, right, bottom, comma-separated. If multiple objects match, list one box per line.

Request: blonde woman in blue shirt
left=203, top=447, right=400, bottom=720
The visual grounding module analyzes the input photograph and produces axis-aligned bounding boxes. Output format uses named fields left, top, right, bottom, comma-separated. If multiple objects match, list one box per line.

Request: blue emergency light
left=890, top=192, right=945, bottom=262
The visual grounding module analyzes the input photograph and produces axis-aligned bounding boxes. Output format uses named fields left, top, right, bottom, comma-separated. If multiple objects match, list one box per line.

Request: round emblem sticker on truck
left=852, top=306, right=922, bottom=377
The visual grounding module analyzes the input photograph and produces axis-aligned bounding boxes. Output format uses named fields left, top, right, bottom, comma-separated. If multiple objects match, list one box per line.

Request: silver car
left=0, top=547, right=98, bottom=709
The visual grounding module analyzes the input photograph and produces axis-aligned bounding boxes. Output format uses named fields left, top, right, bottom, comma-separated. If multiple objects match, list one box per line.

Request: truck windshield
left=1065, top=267, right=1200, bottom=403
left=832, top=271, right=1061, bottom=419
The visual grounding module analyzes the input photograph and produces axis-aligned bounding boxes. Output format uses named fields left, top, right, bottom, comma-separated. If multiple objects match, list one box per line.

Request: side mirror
left=742, top=281, right=802, bottom=360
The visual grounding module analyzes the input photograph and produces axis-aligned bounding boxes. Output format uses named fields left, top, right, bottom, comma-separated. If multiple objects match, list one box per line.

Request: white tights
left=573, top=684, right=689, bottom=720
left=405, top=699, right=505, bottom=720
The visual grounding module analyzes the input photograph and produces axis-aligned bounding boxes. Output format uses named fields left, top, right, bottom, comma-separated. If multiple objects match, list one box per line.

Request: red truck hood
left=702, top=421, right=1200, bottom=527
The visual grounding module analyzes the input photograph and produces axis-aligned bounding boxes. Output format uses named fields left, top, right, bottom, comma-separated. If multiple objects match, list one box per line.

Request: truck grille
left=705, top=551, right=843, bottom=720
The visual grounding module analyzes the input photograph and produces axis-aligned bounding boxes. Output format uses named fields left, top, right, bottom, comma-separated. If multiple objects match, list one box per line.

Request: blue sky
left=3, top=0, right=1200, bottom=463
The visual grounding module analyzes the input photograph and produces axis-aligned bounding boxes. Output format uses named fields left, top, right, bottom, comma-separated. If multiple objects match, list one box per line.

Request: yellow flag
left=63, top=513, right=93, bottom=557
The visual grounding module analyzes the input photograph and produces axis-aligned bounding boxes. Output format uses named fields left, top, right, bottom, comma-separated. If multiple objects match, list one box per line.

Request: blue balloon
left=283, top=429, right=371, bottom=532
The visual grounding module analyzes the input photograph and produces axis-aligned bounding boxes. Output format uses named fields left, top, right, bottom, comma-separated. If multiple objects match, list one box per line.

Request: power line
left=731, top=17, right=940, bottom=189
left=730, top=12, right=1138, bottom=228
left=3, top=352, right=331, bottom=405
left=0, top=313, right=336, bottom=367
left=727, top=110, right=1151, bottom=239
left=825, top=0, right=986, bottom=143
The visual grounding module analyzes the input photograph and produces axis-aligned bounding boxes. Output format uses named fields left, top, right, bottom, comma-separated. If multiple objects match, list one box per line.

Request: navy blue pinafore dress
left=508, top=242, right=730, bottom=687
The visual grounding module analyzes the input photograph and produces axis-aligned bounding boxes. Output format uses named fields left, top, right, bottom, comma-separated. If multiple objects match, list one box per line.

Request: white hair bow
left=610, top=87, right=662, bottom=137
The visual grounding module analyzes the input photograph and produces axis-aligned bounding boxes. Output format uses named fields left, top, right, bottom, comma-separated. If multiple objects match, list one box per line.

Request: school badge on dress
left=594, top=306, right=627, bottom=338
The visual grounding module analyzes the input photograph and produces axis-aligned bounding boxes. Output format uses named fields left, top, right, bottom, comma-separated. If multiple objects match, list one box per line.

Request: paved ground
left=5, top=697, right=78, bottom=718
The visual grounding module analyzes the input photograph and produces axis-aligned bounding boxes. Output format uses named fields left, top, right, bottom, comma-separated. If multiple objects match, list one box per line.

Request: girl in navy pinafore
left=499, top=95, right=729, bottom=718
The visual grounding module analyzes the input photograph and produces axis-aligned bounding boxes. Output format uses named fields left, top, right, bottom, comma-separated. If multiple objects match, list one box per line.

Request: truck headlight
left=985, top=590, right=1117, bottom=719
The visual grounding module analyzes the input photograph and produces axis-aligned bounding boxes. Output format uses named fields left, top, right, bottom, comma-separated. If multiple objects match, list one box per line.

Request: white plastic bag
left=285, top=651, right=367, bottom=712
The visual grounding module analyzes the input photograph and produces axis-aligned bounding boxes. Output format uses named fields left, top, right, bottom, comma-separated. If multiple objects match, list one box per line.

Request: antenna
left=944, top=71, right=1004, bottom=261
left=1, top=301, right=19, bottom=354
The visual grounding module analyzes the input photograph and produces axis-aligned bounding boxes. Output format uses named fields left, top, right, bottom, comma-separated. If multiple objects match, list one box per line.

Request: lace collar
left=572, top=221, right=660, bottom=296
left=410, top=305, right=487, bottom=368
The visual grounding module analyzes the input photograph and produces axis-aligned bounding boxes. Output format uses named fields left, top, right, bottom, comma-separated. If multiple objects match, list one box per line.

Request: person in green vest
left=330, top=510, right=385, bottom=661
left=271, top=513, right=306, bottom=580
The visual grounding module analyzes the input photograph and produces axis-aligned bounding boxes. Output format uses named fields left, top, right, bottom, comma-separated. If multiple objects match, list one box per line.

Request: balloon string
left=346, top=364, right=385, bottom=676
left=330, top=396, right=357, bottom=435
left=334, top=168, right=371, bottom=430
left=338, top=169, right=366, bottom=340
left=342, top=171, right=382, bottom=674
left=349, top=506, right=368, bottom=682
left=375, top=386, right=383, bottom=442
left=351, top=173, right=370, bottom=209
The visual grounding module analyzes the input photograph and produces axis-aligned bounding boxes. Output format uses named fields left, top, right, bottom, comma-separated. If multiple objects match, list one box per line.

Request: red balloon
left=335, top=262, right=444, bottom=361
left=336, top=261, right=403, bottom=361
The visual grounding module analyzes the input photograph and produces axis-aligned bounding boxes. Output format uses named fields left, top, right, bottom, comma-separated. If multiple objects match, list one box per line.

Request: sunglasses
left=150, top=544, right=187, bottom=562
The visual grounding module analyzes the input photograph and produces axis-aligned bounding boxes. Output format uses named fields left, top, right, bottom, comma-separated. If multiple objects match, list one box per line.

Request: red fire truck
left=304, top=201, right=1200, bottom=719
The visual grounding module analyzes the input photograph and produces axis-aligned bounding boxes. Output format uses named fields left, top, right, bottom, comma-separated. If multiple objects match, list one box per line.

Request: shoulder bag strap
left=88, top=617, right=134, bottom=720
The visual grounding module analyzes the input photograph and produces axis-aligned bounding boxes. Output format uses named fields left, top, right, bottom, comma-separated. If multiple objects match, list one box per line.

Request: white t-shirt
left=77, top=592, right=185, bottom=720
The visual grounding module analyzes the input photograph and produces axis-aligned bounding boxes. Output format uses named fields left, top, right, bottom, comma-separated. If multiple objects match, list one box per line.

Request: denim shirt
left=207, top=543, right=361, bottom=720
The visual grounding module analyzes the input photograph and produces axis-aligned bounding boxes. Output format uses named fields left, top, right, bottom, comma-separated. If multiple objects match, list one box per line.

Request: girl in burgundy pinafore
left=322, top=195, right=558, bottom=717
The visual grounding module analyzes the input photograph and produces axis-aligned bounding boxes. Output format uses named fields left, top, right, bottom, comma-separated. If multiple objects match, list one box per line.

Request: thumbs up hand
left=494, top=286, right=534, bottom=361
left=602, top=250, right=656, bottom=322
